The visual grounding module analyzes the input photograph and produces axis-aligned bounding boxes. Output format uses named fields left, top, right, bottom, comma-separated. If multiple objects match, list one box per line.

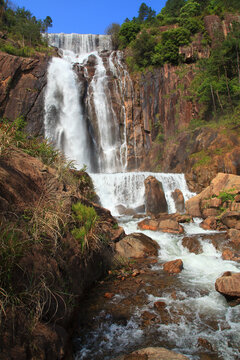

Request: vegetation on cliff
left=0, top=117, right=120, bottom=358
left=0, top=0, right=53, bottom=56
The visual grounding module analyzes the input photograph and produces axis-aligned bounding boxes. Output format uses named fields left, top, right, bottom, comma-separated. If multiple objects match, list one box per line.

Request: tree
left=105, top=22, right=120, bottom=49
left=42, top=15, right=52, bottom=32
left=163, top=0, right=186, bottom=18
left=131, top=29, right=156, bottom=68
left=118, top=21, right=141, bottom=48
left=138, top=2, right=156, bottom=23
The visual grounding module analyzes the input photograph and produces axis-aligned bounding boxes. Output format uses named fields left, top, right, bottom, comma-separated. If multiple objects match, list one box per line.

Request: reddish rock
left=158, top=219, right=184, bottom=234
left=144, top=176, right=168, bottom=215
left=221, top=211, right=240, bottom=230
left=228, top=229, right=240, bottom=249
left=235, top=195, right=240, bottom=203
left=201, top=216, right=217, bottom=230
left=182, top=236, right=202, bottom=254
left=154, top=301, right=166, bottom=311
left=186, top=173, right=240, bottom=217
left=172, top=189, right=185, bottom=213
left=230, top=202, right=240, bottom=211
left=113, top=347, right=189, bottom=360
left=215, top=272, right=240, bottom=300
left=138, top=219, right=159, bottom=231
left=202, top=208, right=219, bottom=219
left=209, top=197, right=222, bottom=208
left=197, top=338, right=214, bottom=352
left=115, top=232, right=159, bottom=259
left=104, top=293, right=114, bottom=299
left=222, top=249, right=240, bottom=262
left=163, top=259, right=183, bottom=274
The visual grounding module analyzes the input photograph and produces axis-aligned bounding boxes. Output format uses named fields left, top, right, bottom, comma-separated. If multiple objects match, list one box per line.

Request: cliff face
left=0, top=51, right=49, bottom=135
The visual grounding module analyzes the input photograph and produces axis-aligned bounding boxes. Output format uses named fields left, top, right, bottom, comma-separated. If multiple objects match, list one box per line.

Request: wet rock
left=144, top=176, right=168, bottom=215
left=172, top=189, right=185, bottom=213
left=197, top=338, right=214, bottom=352
left=113, top=347, right=189, bottom=360
left=154, top=301, right=166, bottom=311
left=222, top=249, right=240, bottom=262
left=115, top=233, right=160, bottom=259
left=228, top=228, right=240, bottom=249
left=138, top=219, right=159, bottom=231
left=158, top=219, right=184, bottom=234
left=201, top=216, right=217, bottom=230
left=182, top=236, right=203, bottom=254
left=116, top=204, right=136, bottom=216
left=104, top=292, right=114, bottom=299
left=111, top=226, right=125, bottom=243
left=215, top=272, right=240, bottom=304
left=220, top=211, right=240, bottom=230
left=163, top=259, right=183, bottom=274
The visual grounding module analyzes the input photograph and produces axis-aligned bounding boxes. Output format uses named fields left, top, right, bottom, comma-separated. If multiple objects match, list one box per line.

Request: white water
left=44, top=34, right=128, bottom=172
left=75, top=218, right=240, bottom=360
left=44, top=33, right=240, bottom=360
left=91, top=172, right=194, bottom=215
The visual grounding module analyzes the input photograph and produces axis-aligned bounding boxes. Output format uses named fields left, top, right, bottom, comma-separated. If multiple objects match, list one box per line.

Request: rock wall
left=0, top=51, right=50, bottom=135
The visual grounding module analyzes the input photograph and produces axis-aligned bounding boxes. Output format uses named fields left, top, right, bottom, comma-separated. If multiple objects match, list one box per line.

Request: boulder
left=200, top=216, right=217, bottom=230
left=186, top=173, right=240, bottom=217
left=220, top=211, right=240, bottom=230
left=215, top=271, right=240, bottom=302
left=138, top=219, right=159, bottom=231
left=172, top=189, right=185, bottom=213
left=182, top=236, right=203, bottom=254
left=158, top=219, right=184, bottom=234
left=222, top=249, right=240, bottom=261
left=163, top=259, right=183, bottom=274
left=115, top=233, right=160, bottom=259
left=144, top=176, right=168, bottom=215
left=113, top=347, right=189, bottom=360
left=228, top=229, right=240, bottom=249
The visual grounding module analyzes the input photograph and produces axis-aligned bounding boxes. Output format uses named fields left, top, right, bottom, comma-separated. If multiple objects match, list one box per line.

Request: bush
left=118, top=21, right=141, bottom=48
left=71, top=202, right=99, bottom=250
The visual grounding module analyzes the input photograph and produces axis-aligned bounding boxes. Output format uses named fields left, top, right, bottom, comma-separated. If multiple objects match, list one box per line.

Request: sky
left=14, top=0, right=166, bottom=35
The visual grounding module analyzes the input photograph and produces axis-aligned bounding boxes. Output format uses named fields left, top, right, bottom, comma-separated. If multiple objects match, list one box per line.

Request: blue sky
left=15, top=0, right=166, bottom=34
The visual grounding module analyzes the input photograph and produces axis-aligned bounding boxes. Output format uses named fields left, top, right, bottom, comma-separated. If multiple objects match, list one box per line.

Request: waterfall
left=44, top=33, right=128, bottom=172
left=91, top=172, right=194, bottom=215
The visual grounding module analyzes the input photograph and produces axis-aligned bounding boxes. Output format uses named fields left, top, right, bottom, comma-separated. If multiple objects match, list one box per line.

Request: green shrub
left=217, top=190, right=236, bottom=202
left=71, top=202, right=99, bottom=250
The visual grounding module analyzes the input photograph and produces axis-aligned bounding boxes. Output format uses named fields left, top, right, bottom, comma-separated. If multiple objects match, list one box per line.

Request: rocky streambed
left=73, top=215, right=240, bottom=360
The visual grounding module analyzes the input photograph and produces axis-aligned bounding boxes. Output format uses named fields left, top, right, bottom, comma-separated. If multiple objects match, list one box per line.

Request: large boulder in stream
left=144, top=176, right=168, bottom=216
left=172, top=189, right=185, bottom=213
left=215, top=271, right=240, bottom=305
left=138, top=217, right=184, bottom=234
left=115, top=233, right=160, bottom=259
left=113, top=347, right=189, bottom=360
left=163, top=259, right=184, bottom=274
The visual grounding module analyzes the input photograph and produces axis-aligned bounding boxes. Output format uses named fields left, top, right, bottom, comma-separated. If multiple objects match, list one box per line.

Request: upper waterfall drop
left=44, top=33, right=129, bottom=172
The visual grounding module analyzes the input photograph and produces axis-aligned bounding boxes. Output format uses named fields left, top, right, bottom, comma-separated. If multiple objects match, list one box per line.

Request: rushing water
left=75, top=217, right=240, bottom=360
left=44, top=33, right=240, bottom=360
left=44, top=34, right=128, bottom=172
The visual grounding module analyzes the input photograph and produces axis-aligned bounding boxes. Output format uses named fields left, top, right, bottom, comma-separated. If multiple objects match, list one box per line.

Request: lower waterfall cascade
left=43, top=33, right=240, bottom=360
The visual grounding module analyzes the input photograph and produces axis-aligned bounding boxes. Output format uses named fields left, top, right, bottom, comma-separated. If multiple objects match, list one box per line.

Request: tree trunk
left=210, top=84, right=217, bottom=114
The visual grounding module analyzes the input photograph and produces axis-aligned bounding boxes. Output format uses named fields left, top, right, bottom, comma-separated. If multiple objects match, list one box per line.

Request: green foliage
left=118, top=21, right=141, bottom=48
left=105, top=22, right=120, bottom=49
left=191, top=23, right=240, bottom=118
left=131, top=30, right=156, bottom=68
left=162, top=0, right=186, bottom=18
left=152, top=27, right=191, bottom=66
left=138, top=2, right=156, bottom=23
left=0, top=117, right=59, bottom=165
left=71, top=202, right=99, bottom=250
left=217, top=189, right=236, bottom=202
left=0, top=1, right=52, bottom=55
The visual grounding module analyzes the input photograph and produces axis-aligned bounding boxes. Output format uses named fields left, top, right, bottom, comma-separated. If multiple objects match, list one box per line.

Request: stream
left=73, top=173, right=240, bottom=360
